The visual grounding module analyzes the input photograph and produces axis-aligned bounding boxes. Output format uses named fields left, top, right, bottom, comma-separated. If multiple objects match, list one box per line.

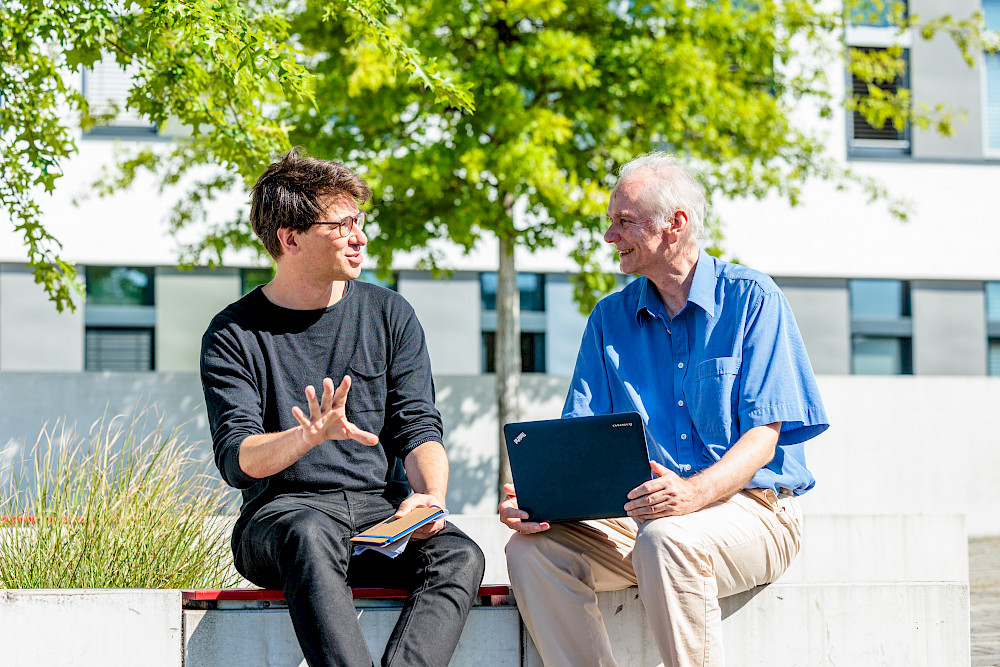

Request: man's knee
left=505, top=531, right=540, bottom=571
left=633, top=516, right=710, bottom=573
left=423, top=527, right=486, bottom=590
left=269, top=510, right=349, bottom=566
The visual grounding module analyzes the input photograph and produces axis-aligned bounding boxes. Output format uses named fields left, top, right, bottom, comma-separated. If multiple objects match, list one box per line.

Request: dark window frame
left=481, top=331, right=547, bottom=374
left=849, top=279, right=913, bottom=375
left=846, top=46, right=912, bottom=158
left=84, top=326, right=156, bottom=372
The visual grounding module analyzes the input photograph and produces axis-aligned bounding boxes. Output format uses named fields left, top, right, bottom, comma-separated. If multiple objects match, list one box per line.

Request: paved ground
left=971, top=536, right=1000, bottom=666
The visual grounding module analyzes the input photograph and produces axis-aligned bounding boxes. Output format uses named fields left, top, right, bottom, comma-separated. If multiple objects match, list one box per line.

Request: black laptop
left=503, top=412, right=653, bottom=523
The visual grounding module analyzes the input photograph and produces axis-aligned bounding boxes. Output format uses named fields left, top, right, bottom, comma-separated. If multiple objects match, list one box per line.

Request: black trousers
left=234, top=491, right=486, bottom=667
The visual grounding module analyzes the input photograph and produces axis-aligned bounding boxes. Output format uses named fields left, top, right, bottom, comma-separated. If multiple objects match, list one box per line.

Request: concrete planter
left=0, top=588, right=182, bottom=666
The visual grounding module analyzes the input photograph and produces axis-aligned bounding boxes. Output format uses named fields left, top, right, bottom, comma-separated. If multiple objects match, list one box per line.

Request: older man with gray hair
left=500, top=152, right=828, bottom=666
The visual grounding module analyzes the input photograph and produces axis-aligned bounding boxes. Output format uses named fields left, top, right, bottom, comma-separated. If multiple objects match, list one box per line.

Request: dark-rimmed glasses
left=310, top=211, right=366, bottom=238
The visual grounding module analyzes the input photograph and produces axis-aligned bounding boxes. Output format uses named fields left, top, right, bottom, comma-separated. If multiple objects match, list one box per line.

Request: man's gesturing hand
left=498, top=483, right=550, bottom=534
left=291, top=376, right=380, bottom=448
left=625, top=461, right=710, bottom=519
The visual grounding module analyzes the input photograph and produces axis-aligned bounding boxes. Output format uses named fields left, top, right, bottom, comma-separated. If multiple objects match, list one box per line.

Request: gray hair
left=616, top=152, right=707, bottom=242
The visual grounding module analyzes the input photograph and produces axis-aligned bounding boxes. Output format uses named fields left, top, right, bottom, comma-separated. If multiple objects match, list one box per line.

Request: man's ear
left=669, top=210, right=689, bottom=240
left=276, top=227, right=301, bottom=255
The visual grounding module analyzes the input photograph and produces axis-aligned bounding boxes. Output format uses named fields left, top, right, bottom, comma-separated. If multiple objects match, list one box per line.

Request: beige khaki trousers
left=505, top=490, right=802, bottom=667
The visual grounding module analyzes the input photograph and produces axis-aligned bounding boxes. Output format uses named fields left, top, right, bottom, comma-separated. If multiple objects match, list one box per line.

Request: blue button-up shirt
left=562, top=251, right=829, bottom=495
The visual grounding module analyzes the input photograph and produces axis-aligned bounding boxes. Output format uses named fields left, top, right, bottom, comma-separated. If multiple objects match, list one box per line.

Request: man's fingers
left=502, top=483, right=516, bottom=497
left=627, top=479, right=658, bottom=500
left=410, top=518, right=447, bottom=540
left=320, top=377, right=335, bottom=414
left=291, top=405, right=311, bottom=429
left=650, top=460, right=671, bottom=477
left=332, top=375, right=352, bottom=410
left=341, top=416, right=379, bottom=446
left=510, top=519, right=550, bottom=534
left=305, top=385, right=321, bottom=420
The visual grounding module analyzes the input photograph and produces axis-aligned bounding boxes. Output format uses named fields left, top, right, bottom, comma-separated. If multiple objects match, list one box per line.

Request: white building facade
left=2, top=0, right=999, bottom=525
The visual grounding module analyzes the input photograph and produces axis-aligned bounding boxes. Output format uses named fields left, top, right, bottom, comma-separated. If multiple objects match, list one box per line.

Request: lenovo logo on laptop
left=612, top=422, right=633, bottom=428
left=513, top=432, right=527, bottom=444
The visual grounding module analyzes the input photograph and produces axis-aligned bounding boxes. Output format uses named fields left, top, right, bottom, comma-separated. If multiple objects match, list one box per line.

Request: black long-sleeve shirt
left=200, top=281, right=443, bottom=546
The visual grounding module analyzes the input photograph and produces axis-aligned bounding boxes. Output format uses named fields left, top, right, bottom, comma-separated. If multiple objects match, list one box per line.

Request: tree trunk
left=495, top=194, right=520, bottom=503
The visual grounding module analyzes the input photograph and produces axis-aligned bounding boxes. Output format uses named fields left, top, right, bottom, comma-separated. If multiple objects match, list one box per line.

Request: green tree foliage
left=4, top=0, right=988, bottom=496
left=244, top=0, right=984, bottom=494
left=0, top=0, right=470, bottom=312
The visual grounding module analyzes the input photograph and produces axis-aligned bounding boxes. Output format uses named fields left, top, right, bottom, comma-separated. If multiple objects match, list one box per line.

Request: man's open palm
left=291, top=376, right=380, bottom=448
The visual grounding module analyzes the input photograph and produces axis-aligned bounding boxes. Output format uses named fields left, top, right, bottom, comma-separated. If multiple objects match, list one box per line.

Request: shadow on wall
left=0, top=372, right=241, bottom=515
left=0, top=372, right=572, bottom=517
left=434, top=375, right=570, bottom=513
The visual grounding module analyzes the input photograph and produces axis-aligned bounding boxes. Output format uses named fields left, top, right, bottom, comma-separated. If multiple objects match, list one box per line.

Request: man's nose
left=604, top=223, right=619, bottom=244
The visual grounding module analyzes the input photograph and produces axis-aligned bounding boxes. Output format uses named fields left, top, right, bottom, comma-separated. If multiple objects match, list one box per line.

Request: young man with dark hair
left=201, top=147, right=485, bottom=667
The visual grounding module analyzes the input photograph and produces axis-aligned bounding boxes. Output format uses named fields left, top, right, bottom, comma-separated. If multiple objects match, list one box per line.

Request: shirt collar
left=687, top=249, right=717, bottom=318
left=634, top=249, right=717, bottom=324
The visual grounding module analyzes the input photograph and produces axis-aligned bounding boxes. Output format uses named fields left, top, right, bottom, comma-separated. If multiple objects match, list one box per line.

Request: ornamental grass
left=0, top=408, right=240, bottom=589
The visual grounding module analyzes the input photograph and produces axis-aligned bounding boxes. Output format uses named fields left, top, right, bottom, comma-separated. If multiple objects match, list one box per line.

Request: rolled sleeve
left=381, top=303, right=443, bottom=459
left=738, top=291, right=829, bottom=446
left=200, top=325, right=263, bottom=490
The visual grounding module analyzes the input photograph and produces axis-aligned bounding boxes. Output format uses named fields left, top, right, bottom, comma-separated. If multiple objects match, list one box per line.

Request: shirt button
left=680, top=433, right=687, bottom=440
left=678, top=400, right=684, bottom=407
left=677, top=362, right=684, bottom=369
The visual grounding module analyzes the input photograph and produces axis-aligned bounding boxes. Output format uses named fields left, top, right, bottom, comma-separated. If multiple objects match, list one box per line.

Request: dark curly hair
left=249, top=146, right=372, bottom=258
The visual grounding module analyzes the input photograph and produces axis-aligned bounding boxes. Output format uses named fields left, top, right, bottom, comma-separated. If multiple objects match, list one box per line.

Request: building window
left=984, top=0, right=1000, bottom=156
left=82, top=53, right=157, bottom=136
left=85, top=266, right=154, bottom=305
left=987, top=281, right=1000, bottom=376
left=85, top=328, right=154, bottom=372
left=480, top=272, right=545, bottom=312
left=481, top=332, right=546, bottom=374
left=848, top=0, right=907, bottom=27
left=85, top=266, right=155, bottom=371
left=850, top=279, right=913, bottom=375
left=847, top=47, right=911, bottom=157
left=480, top=272, right=547, bottom=373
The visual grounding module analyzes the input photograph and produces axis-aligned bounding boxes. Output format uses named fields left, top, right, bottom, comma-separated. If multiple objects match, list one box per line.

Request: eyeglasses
left=310, top=211, right=366, bottom=238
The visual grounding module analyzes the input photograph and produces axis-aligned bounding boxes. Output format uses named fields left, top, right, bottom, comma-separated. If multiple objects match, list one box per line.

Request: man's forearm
left=691, top=422, right=780, bottom=505
left=403, top=441, right=449, bottom=503
left=238, top=427, right=312, bottom=479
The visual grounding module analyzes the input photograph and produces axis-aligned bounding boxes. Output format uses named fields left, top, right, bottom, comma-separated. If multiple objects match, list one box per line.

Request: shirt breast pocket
left=347, top=361, right=388, bottom=415
left=687, top=357, right=741, bottom=438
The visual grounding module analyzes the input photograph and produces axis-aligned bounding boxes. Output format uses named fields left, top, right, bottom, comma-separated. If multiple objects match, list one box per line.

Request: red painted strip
left=181, top=585, right=510, bottom=601
left=0, top=516, right=85, bottom=526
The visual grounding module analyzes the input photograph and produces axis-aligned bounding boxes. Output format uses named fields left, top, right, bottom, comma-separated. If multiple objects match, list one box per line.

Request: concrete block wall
left=448, top=513, right=970, bottom=587
left=2, top=372, right=1000, bottom=533
left=518, top=583, right=971, bottom=667
left=181, top=580, right=971, bottom=666
left=0, top=265, right=85, bottom=371
left=154, top=268, right=240, bottom=372
left=0, top=589, right=183, bottom=667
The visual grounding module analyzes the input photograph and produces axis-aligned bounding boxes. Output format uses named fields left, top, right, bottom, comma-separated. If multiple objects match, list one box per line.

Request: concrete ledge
left=0, top=588, right=182, bottom=667
left=522, top=583, right=971, bottom=666
left=184, top=604, right=522, bottom=666
left=183, top=582, right=969, bottom=666
left=448, top=513, right=969, bottom=586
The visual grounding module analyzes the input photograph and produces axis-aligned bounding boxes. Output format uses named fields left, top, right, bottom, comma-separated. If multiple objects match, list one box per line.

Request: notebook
left=503, top=412, right=653, bottom=523
left=350, top=507, right=446, bottom=547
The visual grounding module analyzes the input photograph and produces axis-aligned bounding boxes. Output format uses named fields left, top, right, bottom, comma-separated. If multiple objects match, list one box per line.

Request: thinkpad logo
left=612, top=422, right=632, bottom=428
left=513, top=432, right=527, bottom=444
